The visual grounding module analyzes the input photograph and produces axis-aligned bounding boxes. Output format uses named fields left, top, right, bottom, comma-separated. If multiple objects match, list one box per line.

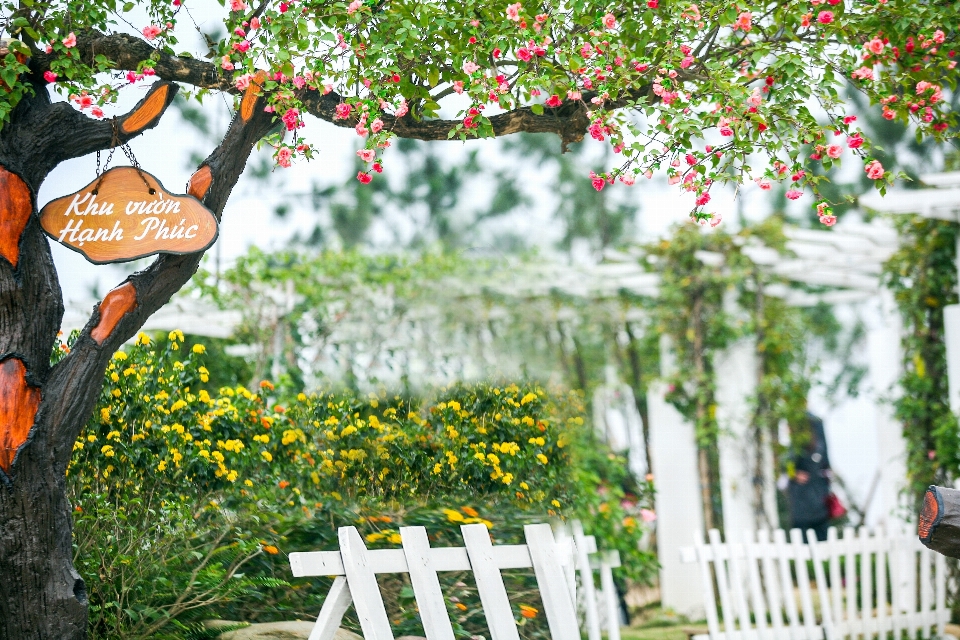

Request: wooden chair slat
left=524, top=523, right=581, bottom=640
left=461, top=523, right=522, bottom=640
left=339, top=527, right=395, bottom=640
left=399, top=526, right=456, bottom=640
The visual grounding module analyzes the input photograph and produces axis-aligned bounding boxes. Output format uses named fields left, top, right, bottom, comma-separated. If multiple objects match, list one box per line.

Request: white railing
left=290, top=521, right=623, bottom=640
left=680, top=527, right=950, bottom=640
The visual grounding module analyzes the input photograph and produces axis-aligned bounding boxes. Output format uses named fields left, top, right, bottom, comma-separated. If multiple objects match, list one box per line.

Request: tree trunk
left=0, top=70, right=275, bottom=639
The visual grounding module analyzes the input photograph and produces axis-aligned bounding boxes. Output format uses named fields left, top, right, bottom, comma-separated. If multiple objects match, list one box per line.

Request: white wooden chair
left=289, top=523, right=580, bottom=640
left=679, top=526, right=950, bottom=640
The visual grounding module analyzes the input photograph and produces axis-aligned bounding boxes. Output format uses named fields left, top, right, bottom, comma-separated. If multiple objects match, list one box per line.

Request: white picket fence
left=680, top=527, right=950, bottom=640
left=289, top=520, right=623, bottom=640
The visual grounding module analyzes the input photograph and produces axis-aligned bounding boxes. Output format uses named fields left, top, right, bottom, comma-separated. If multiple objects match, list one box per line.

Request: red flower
left=357, top=171, right=372, bottom=184
left=545, top=94, right=562, bottom=108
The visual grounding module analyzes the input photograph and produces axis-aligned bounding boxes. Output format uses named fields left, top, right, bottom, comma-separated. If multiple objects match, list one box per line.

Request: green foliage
left=882, top=216, right=960, bottom=508
left=68, top=333, right=654, bottom=638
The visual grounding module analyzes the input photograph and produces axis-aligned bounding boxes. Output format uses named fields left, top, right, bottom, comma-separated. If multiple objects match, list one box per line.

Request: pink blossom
left=647, top=0, right=658, bottom=8
left=545, top=94, right=562, bottom=108
left=680, top=56, right=694, bottom=68
left=347, top=0, right=363, bottom=13
left=395, top=99, right=408, bottom=118
left=334, top=103, right=352, bottom=120
left=620, top=173, right=635, bottom=186
left=603, top=13, right=616, bottom=29
left=355, top=122, right=368, bottom=136
left=370, top=118, right=383, bottom=133
left=74, top=93, right=93, bottom=110
left=785, top=189, right=803, bottom=200
left=142, top=25, right=162, bottom=40
left=756, top=178, right=772, bottom=190
left=933, top=29, right=946, bottom=44
left=817, top=11, right=833, bottom=24
left=735, top=11, right=752, bottom=32
left=90, top=106, right=104, bottom=119
left=281, top=108, right=301, bottom=131
left=826, top=144, right=842, bottom=159
left=566, top=90, right=582, bottom=100
left=819, top=214, right=837, bottom=226
left=865, top=159, right=884, bottom=179
left=357, top=171, right=372, bottom=184
left=517, top=47, right=532, bottom=62
left=453, top=80, right=464, bottom=94
left=277, top=147, right=292, bottom=168
left=233, top=40, right=250, bottom=53
left=43, top=71, right=57, bottom=83
left=44, top=44, right=52, bottom=53
left=719, top=125, right=734, bottom=137
left=747, top=88, right=763, bottom=107
left=506, top=2, right=522, bottom=22
left=463, top=60, right=479, bottom=74
left=293, top=75, right=306, bottom=89
left=634, top=62, right=649, bottom=72
left=62, top=33, right=77, bottom=48
left=851, top=66, right=874, bottom=80
left=696, top=193, right=711, bottom=206
left=234, top=73, right=254, bottom=90
left=590, top=172, right=605, bottom=191
left=357, top=149, right=376, bottom=162
left=709, top=213, right=722, bottom=228
left=230, top=0, right=247, bottom=10
left=221, top=56, right=235, bottom=70
left=640, top=509, right=657, bottom=523
left=250, top=17, right=261, bottom=29
left=847, top=134, right=863, bottom=149
left=865, top=38, right=885, bottom=55
left=668, top=174, right=681, bottom=185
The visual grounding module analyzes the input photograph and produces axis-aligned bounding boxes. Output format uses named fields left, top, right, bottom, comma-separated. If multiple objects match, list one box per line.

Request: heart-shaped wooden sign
left=39, top=166, right=218, bottom=264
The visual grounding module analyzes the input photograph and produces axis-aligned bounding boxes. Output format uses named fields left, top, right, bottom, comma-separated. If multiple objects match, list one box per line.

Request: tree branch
left=33, top=31, right=605, bottom=149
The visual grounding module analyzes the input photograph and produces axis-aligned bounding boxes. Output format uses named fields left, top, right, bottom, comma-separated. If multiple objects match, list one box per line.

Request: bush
left=67, top=331, right=655, bottom=638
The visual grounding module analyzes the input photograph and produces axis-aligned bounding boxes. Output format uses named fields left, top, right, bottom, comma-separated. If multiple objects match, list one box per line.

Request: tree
left=0, top=0, right=957, bottom=636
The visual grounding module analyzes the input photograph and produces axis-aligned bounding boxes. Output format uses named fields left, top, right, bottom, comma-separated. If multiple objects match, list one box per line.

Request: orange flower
left=260, top=380, right=275, bottom=390
left=455, top=603, right=468, bottom=611
left=278, top=480, right=290, bottom=489
left=461, top=506, right=479, bottom=517
left=520, top=604, right=538, bottom=618
left=262, top=544, right=280, bottom=555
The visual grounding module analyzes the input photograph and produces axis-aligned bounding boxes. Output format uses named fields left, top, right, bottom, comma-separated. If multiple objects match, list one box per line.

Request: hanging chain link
left=92, top=118, right=154, bottom=195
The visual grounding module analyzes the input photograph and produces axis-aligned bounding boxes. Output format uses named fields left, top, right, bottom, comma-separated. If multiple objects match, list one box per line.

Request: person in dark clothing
left=786, top=413, right=833, bottom=541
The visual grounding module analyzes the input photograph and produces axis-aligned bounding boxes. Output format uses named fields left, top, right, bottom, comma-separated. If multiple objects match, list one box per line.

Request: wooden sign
left=39, top=166, right=218, bottom=264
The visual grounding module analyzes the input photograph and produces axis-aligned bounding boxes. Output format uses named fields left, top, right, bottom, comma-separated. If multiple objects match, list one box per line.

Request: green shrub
left=67, top=331, right=655, bottom=638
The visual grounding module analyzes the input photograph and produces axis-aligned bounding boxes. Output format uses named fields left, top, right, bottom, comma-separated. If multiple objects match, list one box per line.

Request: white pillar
left=944, top=304, right=960, bottom=415
left=715, top=339, right=779, bottom=538
left=868, top=290, right=909, bottom=528
left=649, top=336, right=705, bottom=619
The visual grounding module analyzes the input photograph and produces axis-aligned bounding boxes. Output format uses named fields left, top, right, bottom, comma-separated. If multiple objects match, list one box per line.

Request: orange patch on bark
left=0, top=167, right=33, bottom=267
left=91, top=283, right=138, bottom=345
left=187, top=166, right=213, bottom=200
left=121, top=83, right=170, bottom=134
left=240, top=71, right=267, bottom=122
left=0, top=358, right=40, bottom=474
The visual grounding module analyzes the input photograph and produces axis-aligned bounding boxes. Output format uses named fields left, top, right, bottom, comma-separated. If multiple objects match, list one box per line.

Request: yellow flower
left=244, top=479, right=254, bottom=487
left=110, top=372, right=119, bottom=383
left=157, top=460, right=167, bottom=472
left=366, top=532, right=385, bottom=543
left=87, top=434, right=97, bottom=443
left=536, top=453, right=548, bottom=464
left=192, top=344, right=206, bottom=354
left=388, top=533, right=402, bottom=544
left=501, top=473, right=514, bottom=485
left=261, top=451, right=273, bottom=462
left=112, top=351, right=128, bottom=361
left=111, top=389, right=121, bottom=398
left=226, top=470, right=238, bottom=482
left=199, top=450, right=210, bottom=458
left=297, top=392, right=307, bottom=402
left=551, top=499, right=561, bottom=508
left=520, top=482, right=529, bottom=490
left=443, top=509, right=465, bottom=523
left=432, top=463, right=442, bottom=475
left=168, top=329, right=184, bottom=342
left=106, top=431, right=120, bottom=440
left=135, top=332, right=150, bottom=346
left=100, top=407, right=111, bottom=423
left=73, top=440, right=84, bottom=451
left=100, top=445, right=114, bottom=457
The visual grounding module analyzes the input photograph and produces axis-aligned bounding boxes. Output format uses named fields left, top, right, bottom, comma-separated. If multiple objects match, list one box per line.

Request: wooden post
left=918, top=485, right=960, bottom=558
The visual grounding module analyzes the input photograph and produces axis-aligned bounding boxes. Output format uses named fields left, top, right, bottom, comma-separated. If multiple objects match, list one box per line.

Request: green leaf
left=530, top=103, right=544, bottom=115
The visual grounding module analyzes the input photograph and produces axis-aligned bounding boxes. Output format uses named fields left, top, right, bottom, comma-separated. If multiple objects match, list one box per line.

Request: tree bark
left=0, top=70, right=274, bottom=639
